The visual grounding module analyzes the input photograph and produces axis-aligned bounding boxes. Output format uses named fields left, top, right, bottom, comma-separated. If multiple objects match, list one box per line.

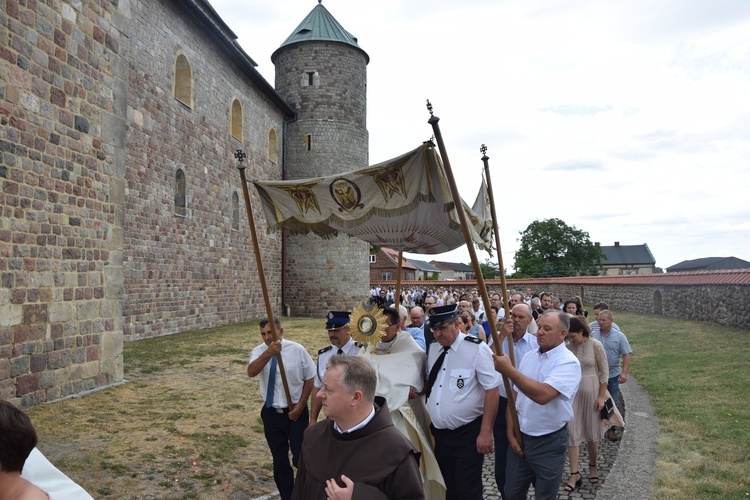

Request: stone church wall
left=121, top=0, right=287, bottom=339
left=0, top=0, right=291, bottom=407
left=1, top=0, right=125, bottom=406
left=274, top=41, right=370, bottom=314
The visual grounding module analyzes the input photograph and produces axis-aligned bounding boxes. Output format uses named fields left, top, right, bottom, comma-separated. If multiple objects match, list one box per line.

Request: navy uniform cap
left=428, top=304, right=459, bottom=328
left=326, top=311, right=351, bottom=330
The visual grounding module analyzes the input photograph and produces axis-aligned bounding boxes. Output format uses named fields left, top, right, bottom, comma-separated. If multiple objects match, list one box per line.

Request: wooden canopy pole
left=426, top=102, right=522, bottom=447
left=480, top=145, right=516, bottom=367
left=395, top=251, right=404, bottom=311
left=235, top=149, right=292, bottom=407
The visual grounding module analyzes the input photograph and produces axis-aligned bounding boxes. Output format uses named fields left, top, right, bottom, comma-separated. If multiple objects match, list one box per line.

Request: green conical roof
left=272, top=2, right=369, bottom=63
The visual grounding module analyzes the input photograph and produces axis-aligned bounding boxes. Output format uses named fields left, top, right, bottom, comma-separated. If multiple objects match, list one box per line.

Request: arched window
left=174, top=53, right=193, bottom=107
left=175, top=169, right=186, bottom=216
left=268, top=128, right=278, bottom=163
left=231, top=99, right=243, bottom=141
left=654, top=290, right=663, bottom=315
left=231, top=191, right=240, bottom=231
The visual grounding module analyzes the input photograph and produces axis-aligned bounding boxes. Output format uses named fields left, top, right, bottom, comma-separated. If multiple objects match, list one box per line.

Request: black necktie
left=426, top=346, right=450, bottom=399
left=337, top=348, right=344, bottom=355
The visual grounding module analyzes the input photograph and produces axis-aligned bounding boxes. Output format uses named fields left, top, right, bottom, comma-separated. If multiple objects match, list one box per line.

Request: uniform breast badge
left=457, top=376, right=464, bottom=389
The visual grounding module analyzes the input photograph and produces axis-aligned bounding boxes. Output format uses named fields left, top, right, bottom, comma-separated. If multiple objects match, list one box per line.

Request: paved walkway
left=482, top=374, right=658, bottom=499
left=248, top=375, right=658, bottom=499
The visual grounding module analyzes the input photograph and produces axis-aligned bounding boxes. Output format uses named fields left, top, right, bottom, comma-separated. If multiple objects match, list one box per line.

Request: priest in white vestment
left=358, top=306, right=446, bottom=500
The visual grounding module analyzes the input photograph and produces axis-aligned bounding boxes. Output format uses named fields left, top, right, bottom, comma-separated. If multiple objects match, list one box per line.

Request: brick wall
left=121, top=0, right=288, bottom=339
left=0, top=0, right=296, bottom=407
left=0, top=0, right=124, bottom=407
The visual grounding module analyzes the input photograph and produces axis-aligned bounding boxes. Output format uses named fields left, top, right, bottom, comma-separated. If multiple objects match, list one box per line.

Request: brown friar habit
left=292, top=398, right=425, bottom=500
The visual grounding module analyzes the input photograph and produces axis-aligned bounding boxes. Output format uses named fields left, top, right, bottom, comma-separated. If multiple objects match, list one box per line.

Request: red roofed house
left=370, top=247, right=418, bottom=281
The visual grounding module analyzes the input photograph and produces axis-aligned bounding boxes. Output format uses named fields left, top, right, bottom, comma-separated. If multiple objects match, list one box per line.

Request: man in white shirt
left=425, top=304, right=501, bottom=500
left=247, top=318, right=315, bottom=500
left=492, top=304, right=539, bottom=498
left=493, top=310, right=581, bottom=500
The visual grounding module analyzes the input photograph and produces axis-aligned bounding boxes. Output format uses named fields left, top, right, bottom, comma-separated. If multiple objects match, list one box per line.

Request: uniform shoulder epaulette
left=464, top=335, right=482, bottom=345
left=318, top=345, right=333, bottom=355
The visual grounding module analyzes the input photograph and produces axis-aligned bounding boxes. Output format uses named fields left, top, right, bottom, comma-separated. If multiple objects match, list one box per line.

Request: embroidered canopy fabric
left=252, top=143, right=493, bottom=255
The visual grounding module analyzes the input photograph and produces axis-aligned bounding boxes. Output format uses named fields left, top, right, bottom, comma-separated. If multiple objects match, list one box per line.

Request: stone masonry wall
left=526, top=282, right=750, bottom=329
left=274, top=41, right=370, bottom=314
left=0, top=0, right=125, bottom=407
left=121, top=0, right=287, bottom=339
left=371, top=279, right=750, bottom=331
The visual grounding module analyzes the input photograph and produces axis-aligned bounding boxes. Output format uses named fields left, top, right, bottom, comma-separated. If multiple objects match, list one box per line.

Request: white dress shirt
left=498, top=332, right=539, bottom=398
left=249, top=338, right=315, bottom=408
left=514, top=341, right=581, bottom=436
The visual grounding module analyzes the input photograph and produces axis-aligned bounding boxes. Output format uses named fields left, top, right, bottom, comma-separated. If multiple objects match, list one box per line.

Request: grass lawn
left=613, top=310, right=750, bottom=499
left=26, top=316, right=327, bottom=499
left=24, top=311, right=750, bottom=498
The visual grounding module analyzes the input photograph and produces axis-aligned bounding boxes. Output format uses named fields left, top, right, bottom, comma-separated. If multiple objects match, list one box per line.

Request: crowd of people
left=2, top=286, right=631, bottom=500
left=248, top=287, right=633, bottom=499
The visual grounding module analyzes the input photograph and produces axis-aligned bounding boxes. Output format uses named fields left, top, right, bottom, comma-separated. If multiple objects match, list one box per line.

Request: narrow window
left=174, top=54, right=193, bottom=108
left=302, top=71, right=318, bottom=87
left=175, top=169, right=186, bottom=216
left=231, top=99, right=243, bottom=141
left=231, top=191, right=240, bottom=231
left=268, top=128, right=278, bottom=163
left=304, top=134, right=312, bottom=152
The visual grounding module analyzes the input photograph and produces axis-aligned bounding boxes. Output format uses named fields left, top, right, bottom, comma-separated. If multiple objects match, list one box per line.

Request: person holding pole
left=248, top=318, right=315, bottom=500
left=492, top=304, right=539, bottom=498
left=425, top=304, right=501, bottom=500
left=493, top=310, right=581, bottom=500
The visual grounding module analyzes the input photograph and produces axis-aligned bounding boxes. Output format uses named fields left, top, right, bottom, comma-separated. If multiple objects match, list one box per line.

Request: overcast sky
left=210, top=0, right=750, bottom=272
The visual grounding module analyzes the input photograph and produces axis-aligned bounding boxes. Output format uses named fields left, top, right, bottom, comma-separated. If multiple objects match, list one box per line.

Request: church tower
left=272, top=2, right=370, bottom=315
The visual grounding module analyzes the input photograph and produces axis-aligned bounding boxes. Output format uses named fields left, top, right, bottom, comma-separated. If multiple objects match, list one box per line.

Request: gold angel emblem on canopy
left=280, top=181, right=322, bottom=216
left=362, top=158, right=408, bottom=203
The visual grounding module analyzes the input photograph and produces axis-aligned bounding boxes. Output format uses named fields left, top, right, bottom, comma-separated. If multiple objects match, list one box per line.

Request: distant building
left=408, top=259, right=443, bottom=280
left=369, top=248, right=418, bottom=281
left=596, top=242, right=656, bottom=275
left=430, top=261, right=476, bottom=280
left=666, top=257, right=750, bottom=272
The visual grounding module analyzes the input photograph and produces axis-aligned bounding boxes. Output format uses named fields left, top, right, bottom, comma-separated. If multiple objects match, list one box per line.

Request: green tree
left=513, top=218, right=604, bottom=278
left=477, top=259, right=501, bottom=279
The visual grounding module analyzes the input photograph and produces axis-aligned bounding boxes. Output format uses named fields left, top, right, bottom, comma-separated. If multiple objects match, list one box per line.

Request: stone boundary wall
left=372, top=273, right=750, bottom=330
